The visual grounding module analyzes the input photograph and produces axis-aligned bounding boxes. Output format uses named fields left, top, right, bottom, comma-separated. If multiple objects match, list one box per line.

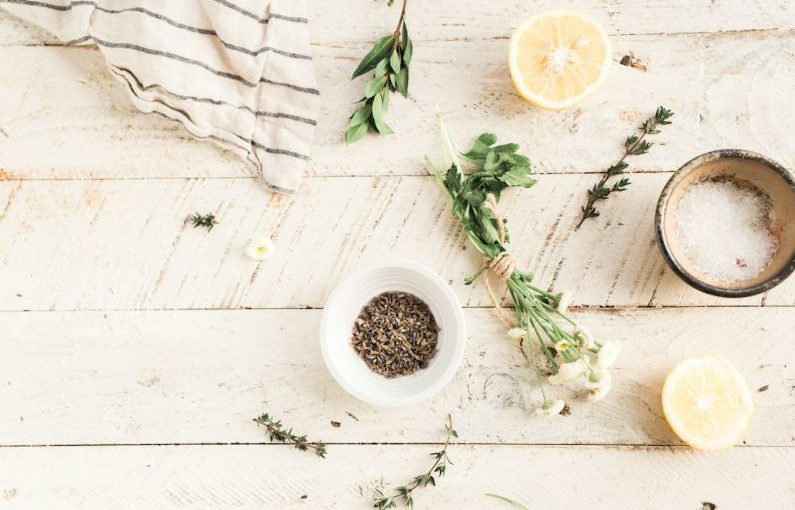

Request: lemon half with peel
left=662, top=355, right=753, bottom=450
left=509, top=9, right=611, bottom=110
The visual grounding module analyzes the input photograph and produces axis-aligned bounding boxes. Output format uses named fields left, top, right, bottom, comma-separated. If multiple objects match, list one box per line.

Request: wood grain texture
left=0, top=444, right=793, bottom=509
left=0, top=31, right=792, bottom=179
left=1, top=1, right=792, bottom=46
left=1, top=308, right=792, bottom=446
left=0, top=175, right=792, bottom=311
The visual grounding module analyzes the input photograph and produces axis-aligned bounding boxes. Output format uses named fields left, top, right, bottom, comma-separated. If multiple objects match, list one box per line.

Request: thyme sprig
left=486, top=493, right=531, bottom=510
left=426, top=113, right=619, bottom=413
left=188, top=212, right=217, bottom=231
left=345, top=0, right=413, bottom=143
left=253, top=413, right=327, bottom=458
left=373, top=414, right=457, bottom=509
left=576, top=106, right=674, bottom=228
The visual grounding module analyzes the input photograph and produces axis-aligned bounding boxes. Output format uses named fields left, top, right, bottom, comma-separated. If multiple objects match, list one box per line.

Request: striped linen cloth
left=1, top=0, right=319, bottom=193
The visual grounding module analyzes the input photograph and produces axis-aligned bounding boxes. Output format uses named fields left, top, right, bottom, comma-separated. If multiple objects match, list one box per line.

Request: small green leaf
left=348, top=103, right=372, bottom=128
left=365, top=75, right=388, bottom=98
left=352, top=35, right=395, bottom=79
left=375, top=58, right=389, bottom=78
left=396, top=66, right=409, bottom=97
left=371, top=92, right=393, bottom=134
left=381, top=88, right=390, bottom=111
left=345, top=121, right=369, bottom=144
left=402, top=37, right=413, bottom=65
left=463, top=133, right=497, bottom=159
left=389, top=49, right=401, bottom=74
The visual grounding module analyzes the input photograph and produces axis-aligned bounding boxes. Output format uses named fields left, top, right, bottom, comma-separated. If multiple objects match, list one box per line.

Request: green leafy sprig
left=426, top=112, right=614, bottom=413
left=345, top=0, right=413, bottom=143
left=188, top=212, right=217, bottom=231
left=253, top=413, right=327, bottom=458
left=373, top=415, right=457, bottom=509
left=576, top=106, right=674, bottom=228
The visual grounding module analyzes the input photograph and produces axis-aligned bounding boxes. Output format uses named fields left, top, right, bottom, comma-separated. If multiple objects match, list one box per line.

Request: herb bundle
left=253, top=413, right=327, bottom=458
left=188, top=212, right=217, bottom=231
left=345, top=0, right=413, bottom=143
left=425, top=113, right=620, bottom=414
left=374, top=414, right=457, bottom=509
left=576, top=106, right=674, bottom=228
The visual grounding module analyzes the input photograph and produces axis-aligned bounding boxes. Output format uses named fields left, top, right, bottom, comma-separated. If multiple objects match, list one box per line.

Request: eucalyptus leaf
left=389, top=49, right=401, bottom=74
left=365, top=75, right=388, bottom=98
left=352, top=35, right=395, bottom=79
left=375, top=58, right=389, bottom=79
left=345, top=119, right=369, bottom=144
left=396, top=66, right=409, bottom=97
left=348, top=103, right=372, bottom=128
left=372, top=92, right=393, bottom=134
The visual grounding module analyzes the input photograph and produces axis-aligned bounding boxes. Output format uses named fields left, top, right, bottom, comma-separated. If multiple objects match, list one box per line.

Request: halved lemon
left=509, top=10, right=611, bottom=110
left=662, top=355, right=753, bottom=450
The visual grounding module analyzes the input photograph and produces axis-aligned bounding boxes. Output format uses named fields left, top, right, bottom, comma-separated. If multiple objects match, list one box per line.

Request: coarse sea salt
left=673, top=179, right=778, bottom=283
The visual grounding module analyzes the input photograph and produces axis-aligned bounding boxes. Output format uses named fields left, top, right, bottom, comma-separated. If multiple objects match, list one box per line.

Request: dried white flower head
left=535, top=399, right=566, bottom=417
left=586, top=370, right=612, bottom=402
left=548, top=358, right=586, bottom=385
left=596, top=340, right=621, bottom=368
left=507, top=327, right=527, bottom=340
left=556, top=291, right=573, bottom=312
left=246, top=237, right=276, bottom=261
left=573, top=327, right=595, bottom=349
left=554, top=339, right=571, bottom=352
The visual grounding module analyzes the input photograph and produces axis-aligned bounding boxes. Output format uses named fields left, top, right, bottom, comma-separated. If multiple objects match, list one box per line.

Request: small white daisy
left=246, top=237, right=276, bottom=261
left=596, top=341, right=621, bottom=369
left=548, top=359, right=586, bottom=385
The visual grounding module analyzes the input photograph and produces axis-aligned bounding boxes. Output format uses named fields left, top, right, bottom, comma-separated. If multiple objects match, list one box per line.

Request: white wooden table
left=1, top=2, right=794, bottom=508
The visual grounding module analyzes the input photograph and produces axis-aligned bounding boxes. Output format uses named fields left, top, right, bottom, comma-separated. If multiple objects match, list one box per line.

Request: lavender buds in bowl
left=320, top=260, right=466, bottom=406
left=656, top=150, right=795, bottom=297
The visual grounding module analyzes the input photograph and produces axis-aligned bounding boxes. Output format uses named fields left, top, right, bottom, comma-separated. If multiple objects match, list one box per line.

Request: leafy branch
left=373, top=414, right=457, bottom=508
left=345, top=0, right=413, bottom=143
left=253, top=413, right=327, bottom=458
left=576, top=106, right=674, bottom=228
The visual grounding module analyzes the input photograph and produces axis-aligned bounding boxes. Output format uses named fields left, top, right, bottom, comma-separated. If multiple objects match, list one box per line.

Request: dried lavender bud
left=351, top=292, right=439, bottom=378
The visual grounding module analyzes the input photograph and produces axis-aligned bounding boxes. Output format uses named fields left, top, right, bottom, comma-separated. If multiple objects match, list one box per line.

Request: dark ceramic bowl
left=656, top=149, right=795, bottom=297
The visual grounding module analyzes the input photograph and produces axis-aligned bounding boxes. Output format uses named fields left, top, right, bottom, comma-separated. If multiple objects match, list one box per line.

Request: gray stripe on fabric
left=210, top=0, right=307, bottom=24
left=93, top=38, right=260, bottom=87
left=252, top=140, right=310, bottom=161
left=113, top=65, right=317, bottom=126
left=260, top=78, right=320, bottom=95
left=0, top=0, right=311, bottom=59
left=93, top=38, right=319, bottom=94
left=111, top=69, right=309, bottom=161
left=133, top=89, right=312, bottom=162
left=92, top=5, right=312, bottom=59
left=0, top=0, right=92, bottom=11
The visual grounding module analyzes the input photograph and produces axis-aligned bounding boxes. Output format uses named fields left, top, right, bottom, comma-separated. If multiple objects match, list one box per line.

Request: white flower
left=573, top=327, right=595, bottom=349
left=507, top=327, right=527, bottom=340
left=556, top=291, right=573, bottom=312
left=596, top=341, right=621, bottom=369
left=554, top=339, right=571, bottom=353
left=246, top=237, right=276, bottom=260
left=535, top=399, right=566, bottom=417
left=548, top=359, right=586, bottom=385
left=586, top=370, right=612, bottom=402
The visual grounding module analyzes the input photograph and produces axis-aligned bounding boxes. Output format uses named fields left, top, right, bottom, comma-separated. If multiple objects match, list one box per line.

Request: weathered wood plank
left=0, top=176, right=792, bottom=310
left=1, top=308, right=792, bottom=446
left=1, top=1, right=792, bottom=46
left=0, top=31, right=792, bottom=179
left=0, top=444, right=792, bottom=509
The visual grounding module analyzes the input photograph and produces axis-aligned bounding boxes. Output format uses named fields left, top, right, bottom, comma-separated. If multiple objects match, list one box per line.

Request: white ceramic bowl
left=320, top=260, right=466, bottom=406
